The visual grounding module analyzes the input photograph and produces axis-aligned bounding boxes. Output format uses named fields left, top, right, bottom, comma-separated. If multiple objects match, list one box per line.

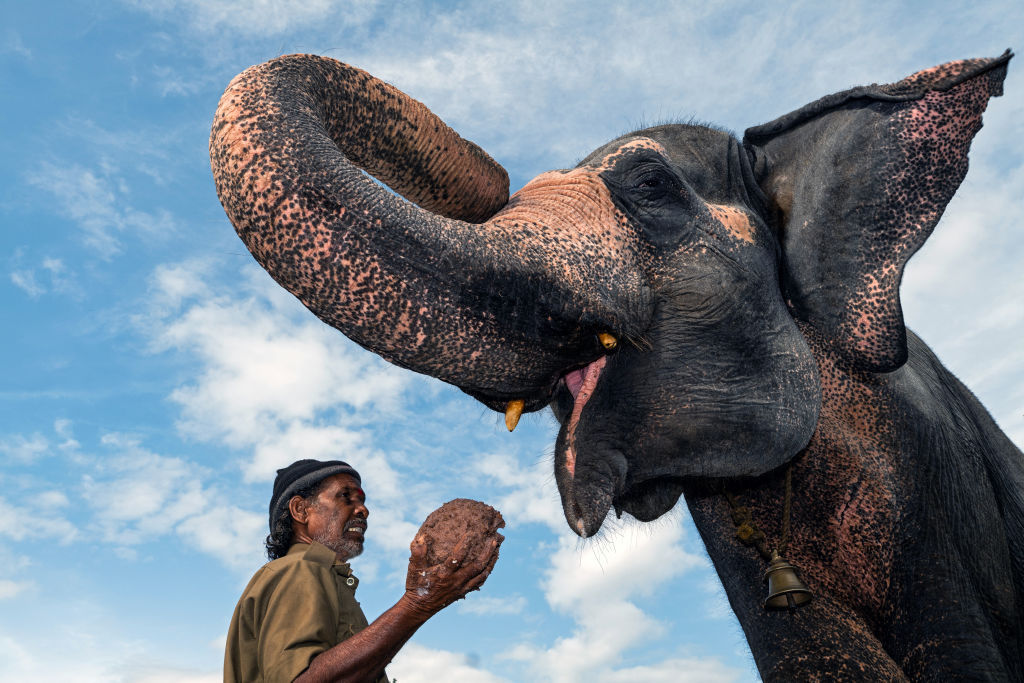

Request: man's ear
left=744, top=51, right=1011, bottom=372
left=288, top=495, right=310, bottom=524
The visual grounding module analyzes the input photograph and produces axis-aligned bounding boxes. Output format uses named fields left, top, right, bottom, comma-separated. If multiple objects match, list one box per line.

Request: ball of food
left=415, top=498, right=505, bottom=566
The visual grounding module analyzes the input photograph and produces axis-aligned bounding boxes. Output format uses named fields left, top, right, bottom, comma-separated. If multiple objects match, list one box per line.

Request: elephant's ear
left=744, top=51, right=1011, bottom=372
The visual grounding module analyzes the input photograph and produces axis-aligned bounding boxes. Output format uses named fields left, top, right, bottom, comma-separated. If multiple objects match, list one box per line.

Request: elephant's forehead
left=585, top=137, right=668, bottom=170
left=495, top=165, right=637, bottom=253
left=499, top=137, right=665, bottom=221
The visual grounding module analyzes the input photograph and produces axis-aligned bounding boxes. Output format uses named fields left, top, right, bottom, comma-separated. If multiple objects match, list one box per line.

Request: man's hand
left=403, top=531, right=502, bottom=617
left=295, top=506, right=503, bottom=683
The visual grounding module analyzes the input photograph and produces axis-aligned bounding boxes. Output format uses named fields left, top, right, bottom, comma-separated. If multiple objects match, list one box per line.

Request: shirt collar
left=288, top=541, right=357, bottom=580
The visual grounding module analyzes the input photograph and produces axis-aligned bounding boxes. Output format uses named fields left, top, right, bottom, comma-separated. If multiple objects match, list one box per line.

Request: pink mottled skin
left=707, top=204, right=757, bottom=244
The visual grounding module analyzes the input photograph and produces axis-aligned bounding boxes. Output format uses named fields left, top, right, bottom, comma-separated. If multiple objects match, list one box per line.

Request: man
left=225, top=459, right=501, bottom=683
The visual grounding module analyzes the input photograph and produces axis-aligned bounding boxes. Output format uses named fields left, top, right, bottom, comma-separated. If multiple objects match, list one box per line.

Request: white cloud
left=10, top=269, right=44, bottom=297
left=83, top=435, right=208, bottom=544
left=0, top=637, right=35, bottom=679
left=54, top=418, right=81, bottom=453
left=147, top=259, right=214, bottom=314
left=248, top=422, right=368, bottom=483
left=132, top=260, right=480, bottom=578
left=471, top=452, right=564, bottom=533
left=151, top=65, right=205, bottom=97
left=176, top=504, right=266, bottom=573
left=0, top=432, right=49, bottom=463
left=390, top=643, right=512, bottom=683
left=62, top=430, right=273, bottom=574
left=456, top=594, right=527, bottom=616
left=2, top=29, right=31, bottom=59
left=504, top=518, right=715, bottom=681
left=126, top=0, right=378, bottom=37
left=0, top=547, right=35, bottom=601
left=38, top=491, right=70, bottom=509
left=0, top=580, right=33, bottom=600
left=25, top=162, right=177, bottom=258
left=119, top=0, right=1018, bottom=179
left=0, top=627, right=219, bottom=683
left=0, top=498, right=77, bottom=544
left=543, top=520, right=705, bottom=612
left=8, top=252, right=75, bottom=299
left=147, top=263, right=410, bottom=481
left=597, top=657, right=744, bottom=683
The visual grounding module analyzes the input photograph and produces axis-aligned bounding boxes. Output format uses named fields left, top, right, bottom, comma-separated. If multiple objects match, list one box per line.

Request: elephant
left=210, top=50, right=1022, bottom=680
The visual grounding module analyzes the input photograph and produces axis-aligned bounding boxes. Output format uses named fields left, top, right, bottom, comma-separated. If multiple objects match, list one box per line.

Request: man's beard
left=316, top=533, right=363, bottom=561
left=311, top=510, right=365, bottom=561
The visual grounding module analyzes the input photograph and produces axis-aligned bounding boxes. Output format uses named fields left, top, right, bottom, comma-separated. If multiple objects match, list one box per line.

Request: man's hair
left=264, top=478, right=329, bottom=560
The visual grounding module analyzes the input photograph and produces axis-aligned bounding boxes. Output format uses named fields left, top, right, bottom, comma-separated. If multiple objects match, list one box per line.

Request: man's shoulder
left=291, top=541, right=337, bottom=567
left=244, top=543, right=337, bottom=592
left=272, top=542, right=336, bottom=569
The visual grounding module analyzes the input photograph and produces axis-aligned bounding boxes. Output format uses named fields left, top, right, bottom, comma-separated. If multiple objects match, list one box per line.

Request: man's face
left=304, top=474, right=368, bottom=561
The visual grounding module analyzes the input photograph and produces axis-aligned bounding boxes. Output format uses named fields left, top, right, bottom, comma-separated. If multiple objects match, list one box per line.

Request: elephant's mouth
left=550, top=354, right=625, bottom=536
left=464, top=333, right=619, bottom=418
left=549, top=352, right=689, bottom=537
left=463, top=349, right=626, bottom=537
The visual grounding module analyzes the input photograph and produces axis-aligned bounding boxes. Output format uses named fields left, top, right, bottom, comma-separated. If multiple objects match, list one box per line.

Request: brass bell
left=763, top=550, right=812, bottom=610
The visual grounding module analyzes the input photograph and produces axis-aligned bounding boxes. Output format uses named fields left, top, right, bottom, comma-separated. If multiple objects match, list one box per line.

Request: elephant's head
left=211, top=52, right=1010, bottom=537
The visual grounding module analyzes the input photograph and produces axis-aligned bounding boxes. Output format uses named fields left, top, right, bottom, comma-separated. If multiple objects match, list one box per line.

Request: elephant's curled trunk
left=211, top=54, right=509, bottom=224
left=209, top=54, right=530, bottom=395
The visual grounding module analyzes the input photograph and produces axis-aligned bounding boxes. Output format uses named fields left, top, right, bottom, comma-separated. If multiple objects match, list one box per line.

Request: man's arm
left=294, top=533, right=501, bottom=683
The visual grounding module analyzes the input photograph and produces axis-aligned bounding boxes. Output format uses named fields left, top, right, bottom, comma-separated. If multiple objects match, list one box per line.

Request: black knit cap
left=268, top=459, right=361, bottom=532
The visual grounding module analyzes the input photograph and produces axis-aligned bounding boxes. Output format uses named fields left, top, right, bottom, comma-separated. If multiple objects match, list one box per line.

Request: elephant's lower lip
left=612, top=476, right=687, bottom=523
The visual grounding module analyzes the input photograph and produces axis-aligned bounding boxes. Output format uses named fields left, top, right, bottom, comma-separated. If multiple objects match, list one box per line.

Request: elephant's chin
left=556, top=468, right=687, bottom=537
left=613, top=476, right=687, bottom=523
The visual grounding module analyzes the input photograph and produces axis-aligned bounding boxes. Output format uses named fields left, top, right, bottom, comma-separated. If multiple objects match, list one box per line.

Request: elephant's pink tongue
left=565, top=368, right=586, bottom=399
left=564, top=356, right=607, bottom=477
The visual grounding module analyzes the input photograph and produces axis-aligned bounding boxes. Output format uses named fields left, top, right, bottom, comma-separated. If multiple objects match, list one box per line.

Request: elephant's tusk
left=598, top=332, right=618, bottom=350
left=504, top=400, right=525, bottom=432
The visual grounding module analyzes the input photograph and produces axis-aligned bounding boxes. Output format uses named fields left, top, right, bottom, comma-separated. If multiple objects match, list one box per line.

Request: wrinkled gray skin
left=211, top=52, right=1023, bottom=679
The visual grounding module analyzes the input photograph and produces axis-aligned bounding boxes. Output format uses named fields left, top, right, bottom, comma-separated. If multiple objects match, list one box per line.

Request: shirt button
left=346, top=577, right=356, bottom=587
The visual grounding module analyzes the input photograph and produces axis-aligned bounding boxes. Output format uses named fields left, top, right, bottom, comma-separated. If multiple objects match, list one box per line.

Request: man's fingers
left=480, top=541, right=500, bottom=575
left=457, top=536, right=501, bottom=572
left=466, top=553, right=499, bottom=593
left=471, top=535, right=501, bottom=568
left=448, top=535, right=473, bottom=566
left=409, top=534, right=428, bottom=564
left=454, top=536, right=501, bottom=593
left=432, top=537, right=467, bottom=581
left=463, top=560, right=495, bottom=593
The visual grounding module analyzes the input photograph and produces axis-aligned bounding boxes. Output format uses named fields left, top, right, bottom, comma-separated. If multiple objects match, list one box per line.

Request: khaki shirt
left=224, top=542, right=389, bottom=683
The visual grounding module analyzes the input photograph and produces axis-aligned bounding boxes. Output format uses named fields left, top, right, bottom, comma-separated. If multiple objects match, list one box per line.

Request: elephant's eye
left=636, top=173, right=665, bottom=190
left=602, top=159, right=693, bottom=246
left=634, top=169, right=671, bottom=193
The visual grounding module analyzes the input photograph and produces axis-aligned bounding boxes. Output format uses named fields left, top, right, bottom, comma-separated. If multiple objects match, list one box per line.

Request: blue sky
left=2, top=2, right=1022, bottom=681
